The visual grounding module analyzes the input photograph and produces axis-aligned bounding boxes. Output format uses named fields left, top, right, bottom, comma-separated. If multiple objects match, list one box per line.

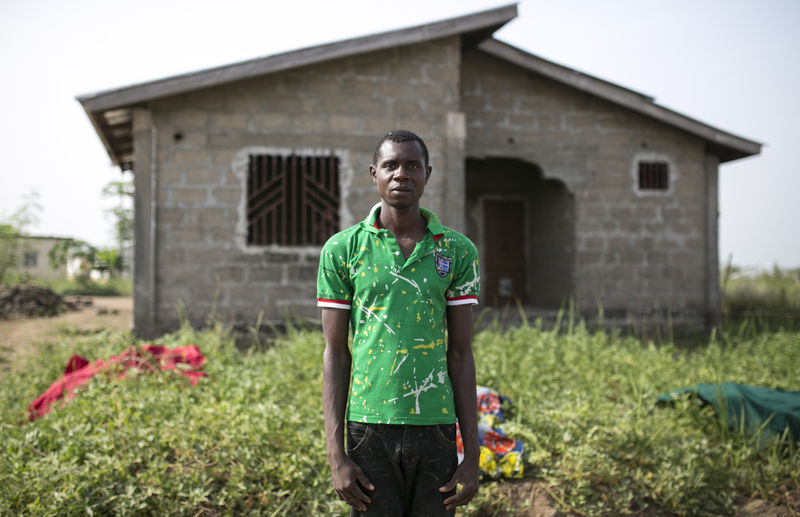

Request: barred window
left=638, top=161, right=669, bottom=191
left=247, top=154, right=340, bottom=246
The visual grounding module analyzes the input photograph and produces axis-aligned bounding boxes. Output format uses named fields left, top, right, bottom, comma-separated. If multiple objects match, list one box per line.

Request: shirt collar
left=363, top=203, right=444, bottom=240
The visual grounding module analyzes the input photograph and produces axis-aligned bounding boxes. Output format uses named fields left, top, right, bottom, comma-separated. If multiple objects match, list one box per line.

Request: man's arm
left=321, top=307, right=374, bottom=512
left=439, top=304, right=479, bottom=510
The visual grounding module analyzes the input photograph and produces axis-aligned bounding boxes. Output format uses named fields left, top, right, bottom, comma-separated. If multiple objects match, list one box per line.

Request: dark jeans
left=346, top=421, right=458, bottom=517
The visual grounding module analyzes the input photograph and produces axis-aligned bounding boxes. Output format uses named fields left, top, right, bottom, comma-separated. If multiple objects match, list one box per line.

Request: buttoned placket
left=378, top=229, right=433, bottom=273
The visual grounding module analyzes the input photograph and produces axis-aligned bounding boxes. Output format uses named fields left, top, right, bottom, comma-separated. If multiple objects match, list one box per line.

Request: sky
left=1, top=0, right=798, bottom=268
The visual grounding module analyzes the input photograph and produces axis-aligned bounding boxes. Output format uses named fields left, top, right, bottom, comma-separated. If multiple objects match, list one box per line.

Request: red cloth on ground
left=28, top=345, right=206, bottom=421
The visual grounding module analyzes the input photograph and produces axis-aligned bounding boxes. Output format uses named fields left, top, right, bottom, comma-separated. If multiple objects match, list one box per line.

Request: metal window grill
left=638, top=161, right=669, bottom=191
left=247, top=154, right=340, bottom=246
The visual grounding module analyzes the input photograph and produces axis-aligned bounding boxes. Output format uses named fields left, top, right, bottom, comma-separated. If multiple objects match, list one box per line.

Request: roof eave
left=477, top=38, right=762, bottom=163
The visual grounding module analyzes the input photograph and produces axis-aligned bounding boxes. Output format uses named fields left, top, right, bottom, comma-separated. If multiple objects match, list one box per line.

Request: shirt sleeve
left=316, top=236, right=353, bottom=309
left=446, top=238, right=480, bottom=306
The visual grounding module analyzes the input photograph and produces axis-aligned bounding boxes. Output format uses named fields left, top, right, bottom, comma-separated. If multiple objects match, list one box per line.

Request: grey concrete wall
left=136, top=37, right=464, bottom=336
left=461, top=48, right=716, bottom=329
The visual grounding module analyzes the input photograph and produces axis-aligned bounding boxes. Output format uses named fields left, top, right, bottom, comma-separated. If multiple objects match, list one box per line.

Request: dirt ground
left=0, top=296, right=132, bottom=378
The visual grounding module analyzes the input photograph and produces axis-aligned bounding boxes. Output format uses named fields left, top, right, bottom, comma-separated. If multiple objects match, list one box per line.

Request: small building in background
left=16, top=236, right=72, bottom=282
left=78, top=4, right=760, bottom=338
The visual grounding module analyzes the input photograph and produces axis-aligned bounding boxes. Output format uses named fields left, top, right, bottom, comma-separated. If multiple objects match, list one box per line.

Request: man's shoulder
left=436, top=226, right=478, bottom=256
left=321, top=222, right=369, bottom=251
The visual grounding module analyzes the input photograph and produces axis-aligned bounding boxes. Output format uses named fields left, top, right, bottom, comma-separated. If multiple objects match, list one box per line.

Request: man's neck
left=377, top=202, right=426, bottom=238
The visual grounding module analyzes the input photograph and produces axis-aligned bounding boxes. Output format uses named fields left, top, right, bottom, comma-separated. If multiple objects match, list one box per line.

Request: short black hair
left=372, top=129, right=430, bottom=166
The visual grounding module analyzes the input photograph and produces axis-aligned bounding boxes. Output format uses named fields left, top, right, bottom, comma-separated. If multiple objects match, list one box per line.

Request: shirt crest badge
left=434, top=252, right=452, bottom=277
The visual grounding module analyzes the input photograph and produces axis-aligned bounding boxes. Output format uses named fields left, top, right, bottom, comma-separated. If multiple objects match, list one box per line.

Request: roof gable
left=78, top=5, right=517, bottom=113
left=77, top=3, right=517, bottom=170
left=476, top=38, right=761, bottom=162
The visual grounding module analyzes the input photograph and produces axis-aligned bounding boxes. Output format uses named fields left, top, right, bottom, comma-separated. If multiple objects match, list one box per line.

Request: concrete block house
left=79, top=4, right=760, bottom=338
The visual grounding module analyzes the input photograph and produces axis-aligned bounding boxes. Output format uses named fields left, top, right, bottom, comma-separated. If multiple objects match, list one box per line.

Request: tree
left=102, top=179, right=134, bottom=272
left=0, top=192, right=41, bottom=284
left=48, top=238, right=98, bottom=285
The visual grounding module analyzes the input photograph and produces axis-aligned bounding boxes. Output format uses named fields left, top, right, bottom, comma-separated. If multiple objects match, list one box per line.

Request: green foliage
left=48, top=239, right=126, bottom=282
left=722, top=266, right=800, bottom=332
left=101, top=178, right=134, bottom=271
left=0, top=191, right=41, bottom=284
left=48, top=238, right=98, bottom=283
left=468, top=323, right=800, bottom=516
left=0, top=222, right=21, bottom=284
left=1, top=321, right=798, bottom=516
left=49, top=277, right=132, bottom=296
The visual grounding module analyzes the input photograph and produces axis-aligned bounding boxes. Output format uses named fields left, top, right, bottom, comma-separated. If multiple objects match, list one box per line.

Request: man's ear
left=425, top=165, right=432, bottom=184
left=369, top=164, right=377, bottom=184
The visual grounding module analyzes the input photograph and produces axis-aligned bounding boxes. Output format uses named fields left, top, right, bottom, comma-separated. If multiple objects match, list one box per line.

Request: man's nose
left=393, top=164, right=410, bottom=179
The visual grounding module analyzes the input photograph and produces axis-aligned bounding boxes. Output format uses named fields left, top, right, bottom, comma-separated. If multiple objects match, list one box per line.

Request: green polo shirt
left=317, top=204, right=480, bottom=425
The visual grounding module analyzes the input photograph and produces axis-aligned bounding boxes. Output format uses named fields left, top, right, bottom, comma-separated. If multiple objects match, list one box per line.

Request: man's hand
left=330, top=455, right=374, bottom=512
left=439, top=459, right=479, bottom=510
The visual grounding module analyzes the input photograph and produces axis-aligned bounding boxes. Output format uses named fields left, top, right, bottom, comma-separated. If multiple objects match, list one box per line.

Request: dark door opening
left=483, top=199, right=526, bottom=306
left=465, top=157, right=574, bottom=309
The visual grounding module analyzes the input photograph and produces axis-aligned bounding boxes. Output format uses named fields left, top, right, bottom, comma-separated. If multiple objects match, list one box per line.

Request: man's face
left=369, top=140, right=432, bottom=209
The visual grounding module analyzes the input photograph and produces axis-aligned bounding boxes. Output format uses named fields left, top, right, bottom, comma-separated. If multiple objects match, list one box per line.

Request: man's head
left=372, top=129, right=429, bottom=167
left=369, top=130, right=432, bottom=210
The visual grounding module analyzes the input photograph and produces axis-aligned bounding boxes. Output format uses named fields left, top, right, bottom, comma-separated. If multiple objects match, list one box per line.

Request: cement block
left=292, top=114, right=326, bottom=132
left=173, top=149, right=208, bottom=168
left=159, top=165, right=183, bottom=184
left=212, top=188, right=241, bottom=205
left=171, top=188, right=207, bottom=204
left=287, top=265, right=317, bottom=282
left=330, top=115, right=362, bottom=132
left=186, top=168, right=223, bottom=185
left=212, top=265, right=244, bottom=282
left=251, top=112, right=290, bottom=130
left=172, top=109, right=209, bottom=129
left=185, top=207, right=227, bottom=225
left=212, top=112, right=248, bottom=130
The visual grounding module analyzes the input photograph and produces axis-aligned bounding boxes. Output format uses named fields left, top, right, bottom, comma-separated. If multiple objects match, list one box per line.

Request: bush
left=722, top=266, right=800, bottom=332
left=49, top=277, right=133, bottom=297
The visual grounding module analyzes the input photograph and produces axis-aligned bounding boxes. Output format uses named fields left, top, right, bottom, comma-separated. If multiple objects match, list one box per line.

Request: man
left=317, top=130, right=480, bottom=516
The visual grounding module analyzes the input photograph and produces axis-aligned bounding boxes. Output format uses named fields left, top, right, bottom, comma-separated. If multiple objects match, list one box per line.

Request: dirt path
left=0, top=296, right=132, bottom=377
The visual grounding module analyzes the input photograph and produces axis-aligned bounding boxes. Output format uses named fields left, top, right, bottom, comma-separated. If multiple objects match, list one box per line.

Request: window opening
left=247, top=154, right=340, bottom=246
left=23, top=250, right=38, bottom=267
left=638, top=161, right=669, bottom=191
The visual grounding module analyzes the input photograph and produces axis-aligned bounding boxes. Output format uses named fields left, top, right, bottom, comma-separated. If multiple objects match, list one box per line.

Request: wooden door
left=483, top=200, right=526, bottom=306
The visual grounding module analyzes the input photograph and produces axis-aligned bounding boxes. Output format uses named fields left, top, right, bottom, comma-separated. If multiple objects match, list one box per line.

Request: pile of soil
left=0, top=284, right=79, bottom=319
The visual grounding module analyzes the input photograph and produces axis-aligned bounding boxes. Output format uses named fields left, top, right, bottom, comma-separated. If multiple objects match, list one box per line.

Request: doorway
left=483, top=199, right=526, bottom=305
left=465, top=157, right=574, bottom=309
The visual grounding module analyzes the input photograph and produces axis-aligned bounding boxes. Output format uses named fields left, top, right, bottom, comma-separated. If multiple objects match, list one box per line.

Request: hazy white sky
left=1, top=0, right=798, bottom=268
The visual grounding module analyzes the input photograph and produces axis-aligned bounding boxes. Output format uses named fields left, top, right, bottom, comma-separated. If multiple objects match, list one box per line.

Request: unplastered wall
left=461, top=48, right=713, bottom=324
left=133, top=37, right=464, bottom=336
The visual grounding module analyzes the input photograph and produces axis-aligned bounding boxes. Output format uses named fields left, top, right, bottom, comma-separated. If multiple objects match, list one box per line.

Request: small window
left=23, top=250, right=38, bottom=267
left=638, top=161, right=669, bottom=191
left=247, top=154, right=340, bottom=246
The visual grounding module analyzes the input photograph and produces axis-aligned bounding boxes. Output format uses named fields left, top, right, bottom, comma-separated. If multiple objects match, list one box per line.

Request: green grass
left=1, top=319, right=798, bottom=516
left=722, top=266, right=800, bottom=332
left=49, top=277, right=133, bottom=297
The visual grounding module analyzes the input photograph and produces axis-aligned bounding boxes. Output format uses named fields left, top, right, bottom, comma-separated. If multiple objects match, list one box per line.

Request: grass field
left=1, top=311, right=798, bottom=516
left=721, top=266, right=800, bottom=332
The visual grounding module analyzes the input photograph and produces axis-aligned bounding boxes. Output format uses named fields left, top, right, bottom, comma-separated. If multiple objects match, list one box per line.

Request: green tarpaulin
left=658, top=383, right=800, bottom=446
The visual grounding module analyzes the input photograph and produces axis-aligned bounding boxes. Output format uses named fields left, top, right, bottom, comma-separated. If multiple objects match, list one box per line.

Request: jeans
left=346, top=421, right=458, bottom=517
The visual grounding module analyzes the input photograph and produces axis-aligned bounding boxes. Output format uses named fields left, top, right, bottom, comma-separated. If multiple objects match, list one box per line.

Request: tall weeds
left=0, top=316, right=798, bottom=516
